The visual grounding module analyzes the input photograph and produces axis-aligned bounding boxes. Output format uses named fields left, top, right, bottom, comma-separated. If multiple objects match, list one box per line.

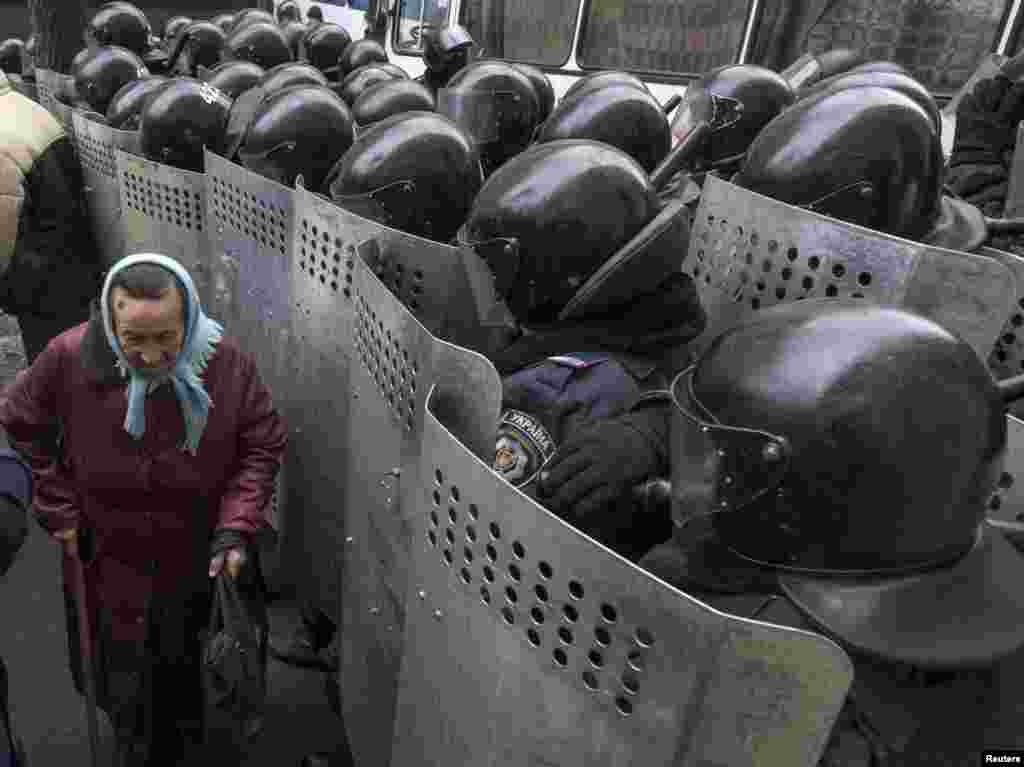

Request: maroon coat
left=0, top=309, right=287, bottom=644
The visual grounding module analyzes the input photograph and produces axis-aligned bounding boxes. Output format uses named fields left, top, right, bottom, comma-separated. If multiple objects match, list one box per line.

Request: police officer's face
left=111, top=286, right=186, bottom=373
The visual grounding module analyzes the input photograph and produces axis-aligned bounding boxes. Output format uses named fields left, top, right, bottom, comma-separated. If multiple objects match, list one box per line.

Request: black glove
left=950, top=75, right=1024, bottom=168
left=537, top=407, right=667, bottom=520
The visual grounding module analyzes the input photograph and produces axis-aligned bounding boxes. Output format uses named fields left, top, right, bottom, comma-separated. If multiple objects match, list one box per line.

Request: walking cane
left=65, top=535, right=103, bottom=767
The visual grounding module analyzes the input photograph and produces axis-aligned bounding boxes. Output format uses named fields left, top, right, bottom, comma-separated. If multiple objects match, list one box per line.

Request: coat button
left=136, top=616, right=144, bottom=625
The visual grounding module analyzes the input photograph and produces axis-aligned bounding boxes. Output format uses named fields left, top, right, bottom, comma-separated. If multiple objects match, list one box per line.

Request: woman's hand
left=209, top=546, right=247, bottom=578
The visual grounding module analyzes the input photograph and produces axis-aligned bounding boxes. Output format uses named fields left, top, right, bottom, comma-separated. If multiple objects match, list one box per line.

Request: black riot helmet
left=232, top=9, right=277, bottom=33
left=139, top=77, right=233, bottom=172
left=536, top=84, right=670, bottom=173
left=277, top=0, right=302, bottom=24
left=370, top=62, right=408, bottom=80
left=669, top=64, right=794, bottom=171
left=74, top=46, right=149, bottom=116
left=338, top=39, right=388, bottom=78
left=71, top=46, right=99, bottom=77
left=800, top=69, right=940, bottom=133
left=106, top=75, right=170, bottom=129
left=167, top=21, right=226, bottom=77
left=202, top=60, right=265, bottom=99
left=141, top=46, right=170, bottom=75
left=162, top=15, right=192, bottom=48
left=260, top=62, right=328, bottom=93
left=211, top=14, right=235, bottom=34
left=281, top=20, right=308, bottom=60
left=563, top=70, right=648, bottom=101
left=238, top=84, right=355, bottom=190
left=307, top=5, right=324, bottom=23
left=224, top=21, right=292, bottom=70
left=458, top=140, right=664, bottom=323
left=0, top=38, right=24, bottom=74
left=336, top=64, right=400, bottom=105
left=328, top=111, right=482, bottom=242
left=422, top=24, right=474, bottom=84
left=22, top=35, right=35, bottom=79
left=513, top=63, right=554, bottom=122
left=671, top=299, right=1024, bottom=667
left=734, top=85, right=984, bottom=252
left=86, top=3, right=151, bottom=55
left=352, top=79, right=435, bottom=128
left=300, top=23, right=351, bottom=78
left=441, top=60, right=541, bottom=176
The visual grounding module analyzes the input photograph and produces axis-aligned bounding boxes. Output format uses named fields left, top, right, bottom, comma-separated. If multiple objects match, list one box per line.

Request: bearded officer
left=459, top=139, right=705, bottom=560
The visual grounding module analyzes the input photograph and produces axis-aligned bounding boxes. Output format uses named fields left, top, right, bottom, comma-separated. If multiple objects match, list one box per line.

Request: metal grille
left=803, top=0, right=1007, bottom=94
left=76, top=121, right=119, bottom=180
left=686, top=175, right=1016, bottom=363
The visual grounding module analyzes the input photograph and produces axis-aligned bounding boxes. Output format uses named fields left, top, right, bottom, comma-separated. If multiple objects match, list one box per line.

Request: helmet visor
left=669, top=366, right=791, bottom=528
left=670, top=87, right=743, bottom=148
left=437, top=88, right=521, bottom=145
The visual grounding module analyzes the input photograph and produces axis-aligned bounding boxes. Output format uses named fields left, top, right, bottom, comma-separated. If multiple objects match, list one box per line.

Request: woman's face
left=111, top=285, right=186, bottom=374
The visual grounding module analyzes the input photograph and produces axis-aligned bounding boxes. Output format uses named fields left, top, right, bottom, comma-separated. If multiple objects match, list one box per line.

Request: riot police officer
left=415, top=24, right=475, bottom=95
left=458, top=139, right=705, bottom=559
left=640, top=299, right=1024, bottom=764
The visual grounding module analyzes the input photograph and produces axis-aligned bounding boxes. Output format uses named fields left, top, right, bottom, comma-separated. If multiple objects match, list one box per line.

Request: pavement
left=0, top=314, right=353, bottom=766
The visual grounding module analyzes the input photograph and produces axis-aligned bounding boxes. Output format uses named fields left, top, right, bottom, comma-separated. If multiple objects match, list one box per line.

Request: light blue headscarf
left=100, top=253, right=224, bottom=455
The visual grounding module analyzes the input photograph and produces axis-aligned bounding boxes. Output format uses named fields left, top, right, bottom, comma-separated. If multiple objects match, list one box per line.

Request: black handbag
left=201, top=564, right=269, bottom=745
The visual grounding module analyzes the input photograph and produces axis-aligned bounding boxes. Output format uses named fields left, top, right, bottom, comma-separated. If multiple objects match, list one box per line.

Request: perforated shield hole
left=210, top=176, right=287, bottom=257
left=78, top=129, right=117, bottom=179
left=354, top=294, right=419, bottom=429
left=689, top=218, right=878, bottom=314
left=988, top=298, right=1024, bottom=377
left=122, top=172, right=204, bottom=232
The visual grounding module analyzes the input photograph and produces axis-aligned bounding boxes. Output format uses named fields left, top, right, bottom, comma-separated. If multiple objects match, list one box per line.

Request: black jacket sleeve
left=1, top=136, right=102, bottom=318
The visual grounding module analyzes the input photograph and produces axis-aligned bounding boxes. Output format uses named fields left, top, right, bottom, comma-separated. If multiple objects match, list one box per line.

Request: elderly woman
left=0, top=253, right=286, bottom=765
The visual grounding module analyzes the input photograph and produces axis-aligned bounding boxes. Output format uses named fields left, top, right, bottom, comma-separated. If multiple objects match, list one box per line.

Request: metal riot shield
left=115, top=148, right=213, bottom=307
left=335, top=250, right=501, bottom=767
left=685, top=174, right=1016, bottom=363
left=73, top=112, right=141, bottom=269
left=988, top=415, right=1024, bottom=535
left=33, top=68, right=59, bottom=112
left=979, top=246, right=1024, bottom=421
left=283, top=180, right=379, bottom=621
left=389, top=368, right=854, bottom=767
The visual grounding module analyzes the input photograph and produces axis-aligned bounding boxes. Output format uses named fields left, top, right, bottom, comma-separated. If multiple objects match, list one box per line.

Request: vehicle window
left=577, top=0, right=750, bottom=75
left=459, top=0, right=582, bottom=67
left=395, top=0, right=451, bottom=51
left=799, top=0, right=1008, bottom=94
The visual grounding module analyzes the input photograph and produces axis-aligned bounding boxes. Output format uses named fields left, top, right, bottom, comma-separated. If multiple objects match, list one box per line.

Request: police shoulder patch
left=493, top=409, right=557, bottom=488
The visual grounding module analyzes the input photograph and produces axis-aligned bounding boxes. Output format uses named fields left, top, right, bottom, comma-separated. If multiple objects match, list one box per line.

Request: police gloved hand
left=951, top=75, right=1024, bottom=165
left=537, top=408, right=667, bottom=520
left=948, top=75, right=1024, bottom=211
